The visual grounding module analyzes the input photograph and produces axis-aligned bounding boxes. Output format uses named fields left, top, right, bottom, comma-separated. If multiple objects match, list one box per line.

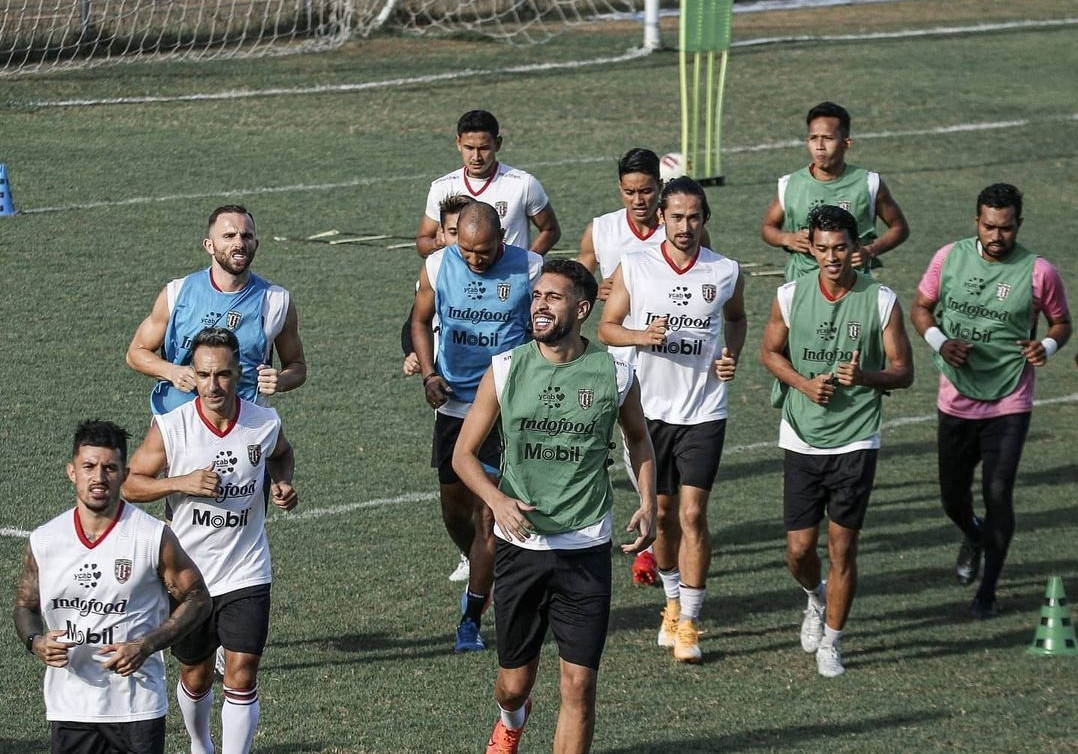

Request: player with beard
left=126, top=205, right=307, bottom=416
left=415, top=110, right=561, bottom=257
left=453, top=259, right=656, bottom=754
left=910, top=183, right=1071, bottom=618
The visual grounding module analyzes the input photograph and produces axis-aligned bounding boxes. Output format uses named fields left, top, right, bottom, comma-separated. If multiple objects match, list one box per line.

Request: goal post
left=678, top=0, right=734, bottom=185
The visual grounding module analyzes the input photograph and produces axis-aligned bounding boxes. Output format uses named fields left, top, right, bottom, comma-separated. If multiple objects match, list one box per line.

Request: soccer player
left=415, top=109, right=561, bottom=257
left=909, top=183, right=1071, bottom=618
left=126, top=204, right=307, bottom=416
left=412, top=201, right=543, bottom=652
left=453, top=259, right=656, bottom=754
left=599, top=177, right=747, bottom=663
left=123, top=328, right=299, bottom=754
left=760, top=101, right=909, bottom=282
left=760, top=206, right=914, bottom=677
left=14, top=420, right=210, bottom=754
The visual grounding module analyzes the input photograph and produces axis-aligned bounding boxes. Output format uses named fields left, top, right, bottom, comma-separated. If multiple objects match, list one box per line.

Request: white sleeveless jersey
left=158, top=398, right=281, bottom=596
left=591, top=209, right=665, bottom=364
left=31, top=502, right=168, bottom=722
left=424, top=163, right=550, bottom=249
left=621, top=244, right=740, bottom=424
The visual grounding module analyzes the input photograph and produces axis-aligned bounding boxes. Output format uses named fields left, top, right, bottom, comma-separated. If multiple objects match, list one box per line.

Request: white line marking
left=3, top=393, right=1076, bottom=539
left=19, top=114, right=1077, bottom=216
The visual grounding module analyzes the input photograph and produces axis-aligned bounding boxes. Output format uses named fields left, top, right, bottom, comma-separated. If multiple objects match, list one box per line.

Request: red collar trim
left=74, top=501, right=124, bottom=549
left=462, top=164, right=499, bottom=197
left=625, top=211, right=660, bottom=242
left=196, top=396, right=240, bottom=437
left=208, top=268, right=251, bottom=294
left=660, top=241, right=699, bottom=275
left=818, top=273, right=852, bottom=302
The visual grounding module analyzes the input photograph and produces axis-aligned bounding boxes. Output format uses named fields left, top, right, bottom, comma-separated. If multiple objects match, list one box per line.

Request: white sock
left=178, top=680, right=215, bottom=754
left=658, top=567, right=681, bottom=602
left=678, top=584, right=706, bottom=621
left=221, top=685, right=260, bottom=754
left=820, top=625, right=843, bottom=649
left=804, top=582, right=825, bottom=609
left=499, top=700, right=528, bottom=731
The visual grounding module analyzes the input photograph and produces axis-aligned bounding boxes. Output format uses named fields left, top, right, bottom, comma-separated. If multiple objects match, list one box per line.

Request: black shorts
left=493, top=540, right=612, bottom=671
left=647, top=419, right=727, bottom=495
left=783, top=449, right=878, bottom=531
left=51, top=718, right=165, bottom=754
left=171, top=583, right=272, bottom=665
left=431, top=411, right=502, bottom=484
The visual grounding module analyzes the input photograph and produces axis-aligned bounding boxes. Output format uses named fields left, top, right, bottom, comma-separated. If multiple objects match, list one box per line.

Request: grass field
left=2, top=0, right=1077, bottom=751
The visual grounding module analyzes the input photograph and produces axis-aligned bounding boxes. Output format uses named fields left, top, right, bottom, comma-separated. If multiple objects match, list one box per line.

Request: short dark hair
left=208, top=204, right=253, bottom=231
left=457, top=110, right=499, bottom=137
left=438, top=194, right=474, bottom=227
left=618, top=148, right=661, bottom=181
left=72, top=420, right=130, bottom=465
left=541, top=258, right=598, bottom=309
left=659, top=177, right=711, bottom=223
left=807, top=101, right=851, bottom=137
left=192, top=327, right=241, bottom=364
left=976, top=183, right=1023, bottom=219
left=807, top=205, right=859, bottom=245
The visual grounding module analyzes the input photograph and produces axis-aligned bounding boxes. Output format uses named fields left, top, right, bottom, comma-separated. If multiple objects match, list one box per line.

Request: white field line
left=12, top=17, right=1077, bottom=111
left=3, top=393, right=1075, bottom=539
left=19, top=113, right=1078, bottom=216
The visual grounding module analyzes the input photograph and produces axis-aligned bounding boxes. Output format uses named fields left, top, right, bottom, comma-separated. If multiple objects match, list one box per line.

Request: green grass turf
left=1, top=1, right=1077, bottom=751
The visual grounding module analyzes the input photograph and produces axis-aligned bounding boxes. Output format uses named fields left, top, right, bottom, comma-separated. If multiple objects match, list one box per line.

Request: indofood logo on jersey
left=996, top=282, right=1011, bottom=301
left=702, top=284, right=716, bottom=303
left=668, top=286, right=693, bottom=306
left=801, top=346, right=855, bottom=363
left=945, top=299, right=1009, bottom=323
left=446, top=305, right=511, bottom=325
left=538, top=384, right=566, bottom=408
left=645, top=312, right=712, bottom=332
left=114, top=559, right=132, bottom=584
left=464, top=281, right=487, bottom=301
left=518, top=417, right=598, bottom=437
left=816, top=321, right=838, bottom=341
left=847, top=321, right=862, bottom=340
left=225, top=310, right=243, bottom=330
left=51, top=596, right=129, bottom=617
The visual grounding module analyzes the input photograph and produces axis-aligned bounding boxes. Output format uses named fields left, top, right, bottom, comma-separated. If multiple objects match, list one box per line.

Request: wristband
left=422, top=372, right=439, bottom=386
left=924, top=327, right=948, bottom=353
left=1041, top=337, right=1059, bottom=358
left=25, top=633, right=39, bottom=653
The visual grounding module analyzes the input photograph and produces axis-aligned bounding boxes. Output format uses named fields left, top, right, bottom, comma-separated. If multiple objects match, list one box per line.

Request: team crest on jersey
left=225, top=310, right=243, bottom=330
left=816, top=321, right=837, bottom=341
left=578, top=389, right=594, bottom=410
left=847, top=321, right=861, bottom=340
left=497, top=282, right=511, bottom=301
left=114, top=559, right=132, bottom=584
left=701, top=284, right=716, bottom=303
left=669, top=286, right=692, bottom=307
left=247, top=444, right=262, bottom=466
left=495, top=201, right=508, bottom=217
left=465, top=281, right=487, bottom=300
left=964, top=276, right=986, bottom=295
left=539, top=384, right=566, bottom=409
left=996, top=282, right=1011, bottom=301
left=838, top=200, right=851, bottom=212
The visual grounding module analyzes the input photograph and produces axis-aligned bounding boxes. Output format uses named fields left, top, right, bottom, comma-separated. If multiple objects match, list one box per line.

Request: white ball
left=660, top=152, right=686, bottom=182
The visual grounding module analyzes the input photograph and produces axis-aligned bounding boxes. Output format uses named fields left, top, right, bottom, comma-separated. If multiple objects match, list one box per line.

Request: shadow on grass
left=598, top=709, right=949, bottom=753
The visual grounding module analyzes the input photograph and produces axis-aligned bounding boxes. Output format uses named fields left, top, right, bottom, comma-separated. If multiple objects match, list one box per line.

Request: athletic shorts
left=431, top=411, right=502, bottom=484
left=493, top=540, right=612, bottom=671
left=783, top=449, right=878, bottom=531
left=647, top=419, right=727, bottom=495
left=171, top=583, right=272, bottom=665
left=51, top=718, right=165, bottom=754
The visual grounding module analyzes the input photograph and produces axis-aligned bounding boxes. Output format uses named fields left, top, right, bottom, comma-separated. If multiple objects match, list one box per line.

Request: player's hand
left=37, top=629, right=76, bottom=667
left=1018, top=339, right=1048, bottom=367
left=638, top=316, right=668, bottom=347
left=270, top=481, right=298, bottom=511
left=183, top=462, right=221, bottom=498
left=424, top=376, right=452, bottom=409
left=939, top=338, right=973, bottom=368
left=786, top=229, right=811, bottom=254
left=402, top=352, right=421, bottom=376
left=714, top=347, right=737, bottom=381
left=256, top=364, right=280, bottom=395
left=621, top=502, right=656, bottom=555
left=597, top=276, right=616, bottom=301
left=804, top=372, right=836, bottom=406
left=170, top=364, right=198, bottom=394
left=836, top=349, right=862, bottom=387
left=96, top=641, right=150, bottom=677
left=486, top=494, right=536, bottom=543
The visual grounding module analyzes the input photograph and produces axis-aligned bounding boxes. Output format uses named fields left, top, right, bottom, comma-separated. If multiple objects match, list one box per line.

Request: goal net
left=1, top=0, right=660, bottom=76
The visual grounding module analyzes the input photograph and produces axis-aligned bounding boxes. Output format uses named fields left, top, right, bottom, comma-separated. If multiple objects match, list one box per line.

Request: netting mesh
left=1, top=0, right=649, bottom=75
